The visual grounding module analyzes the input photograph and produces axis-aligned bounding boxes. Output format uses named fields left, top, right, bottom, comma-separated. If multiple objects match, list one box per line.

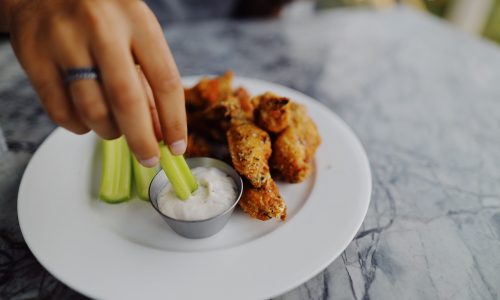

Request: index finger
left=131, top=3, right=187, bottom=155
left=92, top=35, right=159, bottom=166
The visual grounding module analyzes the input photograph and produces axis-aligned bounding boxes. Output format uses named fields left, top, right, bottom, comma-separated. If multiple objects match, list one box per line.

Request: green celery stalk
left=159, top=144, right=192, bottom=200
left=99, top=136, right=131, bottom=203
left=132, top=156, right=158, bottom=201
left=172, top=155, right=198, bottom=192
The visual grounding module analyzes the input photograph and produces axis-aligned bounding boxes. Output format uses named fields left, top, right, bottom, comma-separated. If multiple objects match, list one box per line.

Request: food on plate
left=99, top=138, right=195, bottom=202
left=157, top=166, right=237, bottom=221
left=98, top=71, right=321, bottom=223
left=99, top=136, right=132, bottom=203
left=253, top=92, right=291, bottom=134
left=270, top=103, right=321, bottom=183
left=159, top=143, right=198, bottom=200
left=227, top=123, right=272, bottom=188
left=184, top=71, right=321, bottom=221
left=233, top=86, right=254, bottom=121
left=187, top=94, right=249, bottom=142
left=185, top=71, right=234, bottom=110
left=132, top=156, right=158, bottom=200
left=185, top=133, right=213, bottom=158
left=239, top=179, right=286, bottom=221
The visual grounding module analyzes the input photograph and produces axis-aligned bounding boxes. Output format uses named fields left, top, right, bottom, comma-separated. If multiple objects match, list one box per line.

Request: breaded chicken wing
left=233, top=86, right=254, bottom=121
left=271, top=103, right=321, bottom=183
left=184, top=71, right=234, bottom=110
left=188, top=95, right=249, bottom=141
left=239, top=179, right=287, bottom=221
left=253, top=92, right=291, bottom=133
left=227, top=124, right=272, bottom=188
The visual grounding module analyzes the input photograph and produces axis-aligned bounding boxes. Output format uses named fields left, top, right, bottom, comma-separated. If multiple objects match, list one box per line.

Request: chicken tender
left=239, top=180, right=287, bottom=221
left=271, top=103, right=321, bottom=183
left=184, top=71, right=234, bottom=110
left=227, top=124, right=272, bottom=188
left=188, top=95, right=249, bottom=141
left=253, top=92, right=291, bottom=133
left=233, top=86, right=254, bottom=121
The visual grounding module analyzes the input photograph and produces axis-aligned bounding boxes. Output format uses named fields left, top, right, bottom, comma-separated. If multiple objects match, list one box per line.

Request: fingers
left=12, top=1, right=177, bottom=167
left=69, top=80, right=120, bottom=140
left=52, top=25, right=120, bottom=140
left=138, top=67, right=162, bottom=141
left=7, top=7, right=90, bottom=135
left=91, top=28, right=160, bottom=166
left=131, top=4, right=187, bottom=155
left=21, top=53, right=90, bottom=135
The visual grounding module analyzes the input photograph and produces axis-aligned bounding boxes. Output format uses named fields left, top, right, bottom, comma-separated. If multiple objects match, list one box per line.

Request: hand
left=3, top=0, right=187, bottom=166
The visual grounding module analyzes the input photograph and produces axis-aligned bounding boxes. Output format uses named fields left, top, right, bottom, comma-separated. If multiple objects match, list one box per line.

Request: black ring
left=64, top=67, right=100, bottom=83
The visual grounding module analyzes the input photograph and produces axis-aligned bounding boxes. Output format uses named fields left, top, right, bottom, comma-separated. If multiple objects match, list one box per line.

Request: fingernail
left=169, top=140, right=187, bottom=156
left=140, top=156, right=159, bottom=168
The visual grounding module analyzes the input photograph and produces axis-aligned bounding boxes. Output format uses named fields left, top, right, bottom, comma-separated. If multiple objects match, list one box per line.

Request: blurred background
left=142, top=0, right=500, bottom=44
left=285, top=0, right=500, bottom=43
left=2, top=0, right=499, bottom=44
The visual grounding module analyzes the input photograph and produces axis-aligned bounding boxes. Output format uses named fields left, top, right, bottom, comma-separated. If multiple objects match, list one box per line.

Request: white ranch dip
left=158, top=167, right=237, bottom=221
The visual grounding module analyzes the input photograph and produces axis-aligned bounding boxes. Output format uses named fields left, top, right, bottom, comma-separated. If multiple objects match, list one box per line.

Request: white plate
left=18, top=77, right=371, bottom=300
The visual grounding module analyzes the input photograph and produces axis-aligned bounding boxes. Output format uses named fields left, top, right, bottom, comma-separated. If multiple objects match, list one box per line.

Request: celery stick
left=159, top=144, right=191, bottom=200
left=99, top=136, right=131, bottom=203
left=132, top=156, right=158, bottom=201
left=172, top=155, right=198, bottom=192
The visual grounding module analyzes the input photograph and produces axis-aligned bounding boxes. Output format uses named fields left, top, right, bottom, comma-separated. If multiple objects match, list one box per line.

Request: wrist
left=0, top=0, right=22, bottom=33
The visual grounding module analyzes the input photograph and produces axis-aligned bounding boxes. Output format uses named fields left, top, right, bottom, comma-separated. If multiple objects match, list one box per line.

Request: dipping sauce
left=158, top=167, right=237, bottom=221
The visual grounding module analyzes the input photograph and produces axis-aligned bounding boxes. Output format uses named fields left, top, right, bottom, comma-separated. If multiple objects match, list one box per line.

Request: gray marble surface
left=1, top=6, right=500, bottom=300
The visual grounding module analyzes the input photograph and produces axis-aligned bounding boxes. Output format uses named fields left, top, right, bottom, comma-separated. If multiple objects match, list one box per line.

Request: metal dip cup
left=149, top=157, right=243, bottom=239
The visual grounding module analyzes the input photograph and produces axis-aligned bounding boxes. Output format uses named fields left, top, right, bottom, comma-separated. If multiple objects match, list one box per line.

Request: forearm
left=0, top=0, right=21, bottom=32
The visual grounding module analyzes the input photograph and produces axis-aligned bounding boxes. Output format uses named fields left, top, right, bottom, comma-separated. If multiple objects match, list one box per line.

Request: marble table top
left=1, top=6, right=500, bottom=300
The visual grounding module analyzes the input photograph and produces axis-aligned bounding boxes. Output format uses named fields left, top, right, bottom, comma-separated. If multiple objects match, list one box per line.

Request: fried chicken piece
left=188, top=96, right=237, bottom=125
left=239, top=180, right=287, bottom=221
left=227, top=124, right=272, bottom=188
left=187, top=108, right=226, bottom=142
left=271, top=127, right=311, bottom=182
left=271, top=103, right=321, bottom=183
left=233, top=86, right=254, bottom=121
left=253, top=92, right=291, bottom=134
left=184, top=71, right=234, bottom=110
left=223, top=95, right=252, bottom=128
left=185, top=133, right=213, bottom=158
left=188, top=95, right=250, bottom=141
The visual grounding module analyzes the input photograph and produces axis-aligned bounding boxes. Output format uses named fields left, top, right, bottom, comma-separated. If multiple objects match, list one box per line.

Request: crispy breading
left=227, top=124, right=272, bottom=188
left=239, top=180, right=287, bottom=221
left=184, top=71, right=234, bottom=110
left=184, top=72, right=321, bottom=221
left=270, top=103, right=321, bottom=183
left=253, top=92, right=291, bottom=133
left=185, top=133, right=213, bottom=158
left=188, top=95, right=249, bottom=141
left=233, top=86, right=254, bottom=121
left=224, top=95, right=252, bottom=127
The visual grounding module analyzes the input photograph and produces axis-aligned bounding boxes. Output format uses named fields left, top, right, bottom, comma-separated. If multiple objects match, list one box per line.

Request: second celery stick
left=132, top=157, right=158, bottom=201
